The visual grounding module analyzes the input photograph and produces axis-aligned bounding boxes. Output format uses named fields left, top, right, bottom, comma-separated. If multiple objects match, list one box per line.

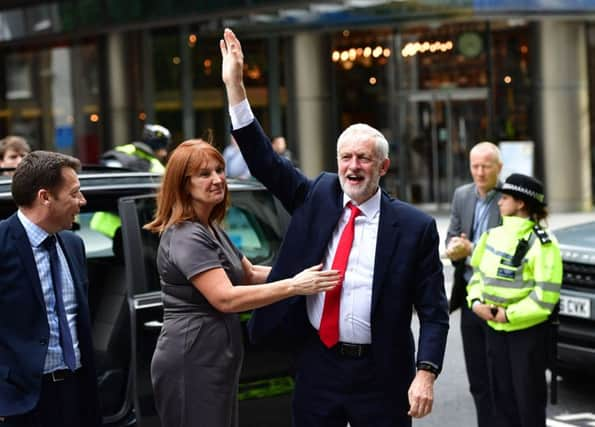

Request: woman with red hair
left=144, top=139, right=339, bottom=427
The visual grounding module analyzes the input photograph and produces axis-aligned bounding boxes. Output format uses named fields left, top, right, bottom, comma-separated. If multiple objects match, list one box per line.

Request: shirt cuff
left=229, top=99, right=255, bottom=130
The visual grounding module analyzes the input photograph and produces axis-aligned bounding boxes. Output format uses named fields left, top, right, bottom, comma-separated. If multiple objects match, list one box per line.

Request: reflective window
left=223, top=207, right=272, bottom=262
left=490, top=24, right=533, bottom=141
left=587, top=24, right=595, bottom=203
left=125, top=188, right=286, bottom=293
left=331, top=29, right=391, bottom=130
left=0, top=4, right=61, bottom=42
left=76, top=212, right=115, bottom=258
left=0, top=42, right=101, bottom=160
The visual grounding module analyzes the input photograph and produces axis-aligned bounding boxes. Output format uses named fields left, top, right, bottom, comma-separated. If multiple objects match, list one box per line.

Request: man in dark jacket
left=222, top=28, right=449, bottom=427
left=445, top=141, right=502, bottom=427
left=0, top=151, right=101, bottom=427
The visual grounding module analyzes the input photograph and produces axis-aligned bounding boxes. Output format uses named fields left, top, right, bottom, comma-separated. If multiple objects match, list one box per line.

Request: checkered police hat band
left=501, top=183, right=544, bottom=202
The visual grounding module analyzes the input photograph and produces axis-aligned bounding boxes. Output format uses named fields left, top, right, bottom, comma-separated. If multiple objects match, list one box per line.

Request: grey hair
left=470, top=141, right=502, bottom=164
left=337, top=123, right=389, bottom=160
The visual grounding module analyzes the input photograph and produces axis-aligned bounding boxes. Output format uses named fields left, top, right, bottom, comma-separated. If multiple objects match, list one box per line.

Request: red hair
left=144, top=139, right=229, bottom=234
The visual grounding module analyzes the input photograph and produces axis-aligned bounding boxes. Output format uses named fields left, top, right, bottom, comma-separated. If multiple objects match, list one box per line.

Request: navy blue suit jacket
left=0, top=213, right=100, bottom=423
left=234, top=120, right=449, bottom=403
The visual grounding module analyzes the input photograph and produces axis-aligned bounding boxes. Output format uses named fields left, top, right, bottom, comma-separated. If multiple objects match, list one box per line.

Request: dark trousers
left=460, top=304, right=495, bottom=427
left=486, top=323, right=548, bottom=427
left=1, top=370, right=82, bottom=427
left=292, top=330, right=410, bottom=427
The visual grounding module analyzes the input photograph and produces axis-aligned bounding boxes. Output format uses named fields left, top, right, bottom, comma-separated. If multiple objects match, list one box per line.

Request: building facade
left=0, top=1, right=593, bottom=211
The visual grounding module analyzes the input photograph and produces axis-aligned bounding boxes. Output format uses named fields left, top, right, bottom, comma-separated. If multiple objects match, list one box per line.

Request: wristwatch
left=417, top=361, right=440, bottom=377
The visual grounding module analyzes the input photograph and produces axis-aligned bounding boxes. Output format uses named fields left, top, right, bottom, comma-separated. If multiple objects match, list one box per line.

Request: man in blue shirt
left=0, top=151, right=100, bottom=427
left=446, top=142, right=502, bottom=427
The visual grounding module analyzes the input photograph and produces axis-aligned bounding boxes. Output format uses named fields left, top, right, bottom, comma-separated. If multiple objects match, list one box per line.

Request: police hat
left=496, top=173, right=546, bottom=206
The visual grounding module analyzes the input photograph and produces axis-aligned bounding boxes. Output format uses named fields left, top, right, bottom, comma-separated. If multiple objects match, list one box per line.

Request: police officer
left=466, top=173, right=562, bottom=427
left=93, top=124, right=171, bottom=238
left=101, top=124, right=170, bottom=173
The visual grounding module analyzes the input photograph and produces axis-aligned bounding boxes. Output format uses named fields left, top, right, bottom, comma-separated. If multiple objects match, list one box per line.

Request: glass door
left=400, top=88, right=488, bottom=205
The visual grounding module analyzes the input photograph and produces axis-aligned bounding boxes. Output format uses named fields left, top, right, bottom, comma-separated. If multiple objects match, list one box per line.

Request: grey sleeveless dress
left=151, top=221, right=245, bottom=427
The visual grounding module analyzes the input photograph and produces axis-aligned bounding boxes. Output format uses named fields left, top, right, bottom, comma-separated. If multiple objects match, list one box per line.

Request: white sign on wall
left=499, top=141, right=534, bottom=179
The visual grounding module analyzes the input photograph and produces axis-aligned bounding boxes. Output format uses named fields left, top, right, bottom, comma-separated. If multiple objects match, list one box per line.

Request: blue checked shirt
left=17, top=211, right=81, bottom=373
left=463, top=188, right=498, bottom=282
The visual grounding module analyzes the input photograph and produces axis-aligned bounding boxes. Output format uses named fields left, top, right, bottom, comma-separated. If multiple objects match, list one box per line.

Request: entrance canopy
left=3, top=0, right=595, bottom=45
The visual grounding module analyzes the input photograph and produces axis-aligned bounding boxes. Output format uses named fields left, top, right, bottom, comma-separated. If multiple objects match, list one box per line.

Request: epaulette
left=532, top=224, right=551, bottom=244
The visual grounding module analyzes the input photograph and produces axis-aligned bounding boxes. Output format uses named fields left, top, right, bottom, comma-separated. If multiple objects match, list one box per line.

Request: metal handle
left=143, top=320, right=163, bottom=330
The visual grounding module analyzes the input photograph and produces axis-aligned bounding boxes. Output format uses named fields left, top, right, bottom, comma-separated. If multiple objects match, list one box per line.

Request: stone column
left=292, top=32, right=331, bottom=177
left=107, top=32, right=130, bottom=147
left=539, top=21, right=592, bottom=211
left=180, top=25, right=194, bottom=140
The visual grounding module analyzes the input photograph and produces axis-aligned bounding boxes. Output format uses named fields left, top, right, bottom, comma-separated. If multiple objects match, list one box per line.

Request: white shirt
left=307, top=192, right=380, bottom=344
left=229, top=98, right=255, bottom=130
left=229, top=99, right=380, bottom=344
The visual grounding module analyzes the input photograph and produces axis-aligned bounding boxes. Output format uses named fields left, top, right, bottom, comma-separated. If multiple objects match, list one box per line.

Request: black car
left=0, top=170, right=293, bottom=426
left=553, top=221, right=595, bottom=375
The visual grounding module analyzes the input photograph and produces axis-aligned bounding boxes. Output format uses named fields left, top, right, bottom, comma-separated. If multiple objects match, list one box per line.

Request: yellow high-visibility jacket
left=467, top=215, right=562, bottom=332
left=115, top=144, right=165, bottom=173
left=92, top=144, right=165, bottom=238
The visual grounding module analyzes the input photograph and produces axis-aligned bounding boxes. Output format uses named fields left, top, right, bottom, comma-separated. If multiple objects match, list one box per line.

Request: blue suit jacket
left=234, top=120, right=449, bottom=403
left=0, top=213, right=100, bottom=423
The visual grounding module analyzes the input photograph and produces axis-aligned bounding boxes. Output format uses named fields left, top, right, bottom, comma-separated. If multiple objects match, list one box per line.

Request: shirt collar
left=474, top=186, right=498, bottom=202
left=342, top=187, right=381, bottom=218
left=17, top=209, right=51, bottom=248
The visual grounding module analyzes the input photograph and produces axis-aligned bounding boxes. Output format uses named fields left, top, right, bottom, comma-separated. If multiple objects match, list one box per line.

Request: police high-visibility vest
left=92, top=144, right=164, bottom=238
left=90, top=211, right=122, bottom=239
left=114, top=144, right=165, bottom=173
left=466, top=215, right=562, bottom=332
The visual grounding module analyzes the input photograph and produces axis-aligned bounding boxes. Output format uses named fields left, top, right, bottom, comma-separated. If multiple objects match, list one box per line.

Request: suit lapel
left=9, top=214, right=46, bottom=308
left=323, top=191, right=346, bottom=250
left=461, top=186, right=477, bottom=237
left=371, top=195, right=400, bottom=313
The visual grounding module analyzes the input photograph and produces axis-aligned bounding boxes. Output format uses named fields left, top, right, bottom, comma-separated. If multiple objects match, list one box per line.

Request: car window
left=75, top=212, right=115, bottom=258
left=123, top=189, right=285, bottom=294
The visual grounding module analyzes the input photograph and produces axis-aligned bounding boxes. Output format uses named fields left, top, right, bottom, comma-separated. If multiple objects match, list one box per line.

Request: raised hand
left=220, top=28, right=247, bottom=105
left=291, top=264, right=341, bottom=296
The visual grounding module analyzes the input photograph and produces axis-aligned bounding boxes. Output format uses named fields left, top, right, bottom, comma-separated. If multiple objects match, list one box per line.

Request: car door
left=118, top=195, right=162, bottom=427
left=118, top=188, right=294, bottom=427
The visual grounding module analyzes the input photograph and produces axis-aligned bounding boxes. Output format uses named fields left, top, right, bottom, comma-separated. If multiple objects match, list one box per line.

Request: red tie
left=319, top=203, right=361, bottom=348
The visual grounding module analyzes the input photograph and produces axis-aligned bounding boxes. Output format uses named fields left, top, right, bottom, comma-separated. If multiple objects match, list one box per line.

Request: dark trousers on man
left=1, top=370, right=82, bottom=427
left=460, top=304, right=496, bottom=427
left=486, top=323, right=548, bottom=427
left=292, top=328, right=410, bottom=427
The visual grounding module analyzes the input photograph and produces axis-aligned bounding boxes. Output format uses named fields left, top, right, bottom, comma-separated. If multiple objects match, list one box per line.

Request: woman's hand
left=472, top=303, right=496, bottom=321
left=291, top=264, right=341, bottom=296
left=492, top=307, right=508, bottom=323
left=472, top=303, right=508, bottom=323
